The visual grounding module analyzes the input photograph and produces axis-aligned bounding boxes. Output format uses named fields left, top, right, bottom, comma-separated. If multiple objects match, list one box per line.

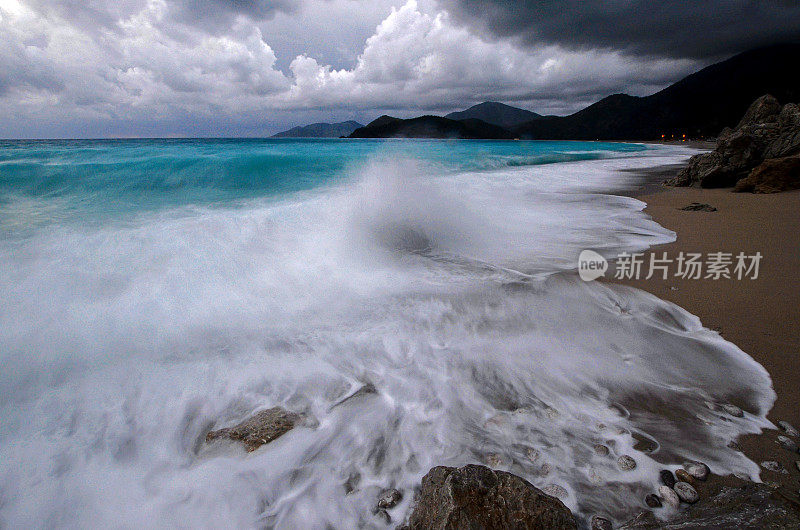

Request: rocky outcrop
left=668, top=95, right=800, bottom=190
left=734, top=155, right=800, bottom=193
left=620, top=482, right=800, bottom=529
left=401, top=464, right=577, bottom=529
left=205, top=407, right=302, bottom=451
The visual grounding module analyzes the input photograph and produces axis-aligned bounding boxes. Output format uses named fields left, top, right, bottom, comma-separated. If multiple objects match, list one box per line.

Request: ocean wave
left=0, top=141, right=773, bottom=528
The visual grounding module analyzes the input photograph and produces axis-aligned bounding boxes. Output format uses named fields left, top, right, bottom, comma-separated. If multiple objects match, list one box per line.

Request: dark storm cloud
left=24, top=0, right=301, bottom=33
left=439, top=0, right=800, bottom=59
left=167, top=0, right=301, bottom=31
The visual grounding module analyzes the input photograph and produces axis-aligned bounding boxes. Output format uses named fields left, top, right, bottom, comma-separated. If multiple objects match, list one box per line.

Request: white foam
left=0, top=144, right=774, bottom=527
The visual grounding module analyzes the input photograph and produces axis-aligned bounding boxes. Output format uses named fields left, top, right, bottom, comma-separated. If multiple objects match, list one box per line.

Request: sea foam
left=0, top=141, right=774, bottom=527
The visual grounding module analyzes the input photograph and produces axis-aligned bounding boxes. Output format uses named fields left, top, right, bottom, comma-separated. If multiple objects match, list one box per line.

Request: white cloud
left=0, top=0, right=700, bottom=137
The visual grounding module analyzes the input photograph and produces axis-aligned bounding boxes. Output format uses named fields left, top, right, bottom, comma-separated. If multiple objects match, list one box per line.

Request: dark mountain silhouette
left=351, top=43, right=800, bottom=141
left=272, top=120, right=363, bottom=138
left=513, top=43, right=800, bottom=140
left=348, top=115, right=514, bottom=139
left=445, top=101, right=542, bottom=128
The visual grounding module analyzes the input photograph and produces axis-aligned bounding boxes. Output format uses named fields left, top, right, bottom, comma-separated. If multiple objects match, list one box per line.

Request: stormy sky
left=1, top=0, right=798, bottom=138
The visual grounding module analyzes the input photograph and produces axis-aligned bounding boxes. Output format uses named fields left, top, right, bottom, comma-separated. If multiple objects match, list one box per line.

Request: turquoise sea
left=0, top=139, right=774, bottom=527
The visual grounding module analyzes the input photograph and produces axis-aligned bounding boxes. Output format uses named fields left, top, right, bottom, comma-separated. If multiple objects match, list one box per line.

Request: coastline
left=611, top=161, right=800, bottom=500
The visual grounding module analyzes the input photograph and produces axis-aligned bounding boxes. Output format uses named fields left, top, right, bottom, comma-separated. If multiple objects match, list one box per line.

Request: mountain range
left=347, top=43, right=800, bottom=141
left=444, top=101, right=542, bottom=128
left=271, top=120, right=363, bottom=138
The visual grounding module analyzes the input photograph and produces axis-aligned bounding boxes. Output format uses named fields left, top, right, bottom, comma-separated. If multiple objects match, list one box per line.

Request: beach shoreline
left=610, top=161, right=800, bottom=502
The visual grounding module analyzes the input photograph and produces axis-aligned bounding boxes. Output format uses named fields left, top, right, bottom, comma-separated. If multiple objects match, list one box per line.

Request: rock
left=673, top=482, right=699, bottom=504
left=659, top=470, right=676, bottom=488
left=632, top=434, right=658, bottom=454
left=373, top=508, right=391, bottom=524
left=542, top=484, right=568, bottom=499
left=721, top=403, right=743, bottom=417
left=734, top=155, right=800, bottom=193
left=344, top=472, right=361, bottom=494
left=674, top=469, right=695, bottom=485
left=764, top=103, right=800, bottom=158
left=205, top=407, right=302, bottom=452
left=402, top=464, right=577, bottom=529
left=778, top=420, right=800, bottom=437
left=617, top=455, right=637, bottom=471
left=593, top=444, right=610, bottom=456
left=727, top=440, right=742, bottom=451
left=485, top=453, right=504, bottom=467
left=699, top=129, right=764, bottom=187
left=683, top=461, right=709, bottom=481
left=622, top=482, right=800, bottom=529
left=591, top=515, right=613, bottom=530
left=377, top=488, right=403, bottom=509
left=679, top=202, right=717, bottom=211
left=795, top=460, right=800, bottom=473
left=669, top=151, right=723, bottom=187
left=760, top=460, right=786, bottom=473
left=776, top=435, right=800, bottom=453
left=667, top=94, right=800, bottom=190
left=736, top=94, right=782, bottom=128
left=658, top=485, right=680, bottom=508
left=645, top=494, right=662, bottom=508
left=330, top=382, right=377, bottom=410
left=526, top=447, right=541, bottom=462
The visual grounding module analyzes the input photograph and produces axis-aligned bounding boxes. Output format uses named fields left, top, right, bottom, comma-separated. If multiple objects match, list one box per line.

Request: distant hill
left=348, top=115, right=514, bottom=139
left=513, top=43, right=800, bottom=140
left=271, top=120, right=363, bottom=138
left=445, top=102, right=542, bottom=128
left=350, top=43, right=800, bottom=141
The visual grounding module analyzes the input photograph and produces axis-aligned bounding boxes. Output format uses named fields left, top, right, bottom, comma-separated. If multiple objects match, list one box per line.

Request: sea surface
left=0, top=139, right=774, bottom=528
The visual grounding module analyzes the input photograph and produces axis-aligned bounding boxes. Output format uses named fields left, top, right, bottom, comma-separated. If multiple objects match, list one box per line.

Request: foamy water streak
left=0, top=141, right=774, bottom=528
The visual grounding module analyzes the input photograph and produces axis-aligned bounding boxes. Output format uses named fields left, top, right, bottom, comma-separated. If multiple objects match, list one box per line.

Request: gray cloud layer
left=0, top=0, right=794, bottom=137
left=440, top=0, right=800, bottom=59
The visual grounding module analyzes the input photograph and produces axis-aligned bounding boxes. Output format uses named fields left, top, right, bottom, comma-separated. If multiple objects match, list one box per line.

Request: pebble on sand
left=684, top=462, right=710, bottom=481
left=675, top=468, right=695, bottom=485
left=722, top=403, right=744, bottom=417
left=761, top=461, right=786, bottom=473
left=590, top=515, right=613, bottom=530
left=778, top=420, right=800, bottom=437
left=659, top=469, right=676, bottom=488
left=645, top=494, right=662, bottom=508
left=658, top=485, right=681, bottom=508
left=617, top=455, right=637, bottom=470
left=593, top=444, right=610, bottom=456
left=541, top=484, right=568, bottom=499
left=377, top=488, right=403, bottom=509
left=776, top=435, right=800, bottom=453
left=486, top=453, right=504, bottom=467
left=674, top=481, right=699, bottom=503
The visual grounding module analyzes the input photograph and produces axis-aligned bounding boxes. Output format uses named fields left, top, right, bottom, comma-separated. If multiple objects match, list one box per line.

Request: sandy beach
left=614, top=170, right=800, bottom=498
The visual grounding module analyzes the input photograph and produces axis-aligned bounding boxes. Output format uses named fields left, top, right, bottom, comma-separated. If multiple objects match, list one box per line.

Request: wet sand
left=612, top=166, right=800, bottom=499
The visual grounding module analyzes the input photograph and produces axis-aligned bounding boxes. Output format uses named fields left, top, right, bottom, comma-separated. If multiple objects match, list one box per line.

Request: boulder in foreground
left=401, top=464, right=577, bottom=529
left=205, top=407, right=302, bottom=452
